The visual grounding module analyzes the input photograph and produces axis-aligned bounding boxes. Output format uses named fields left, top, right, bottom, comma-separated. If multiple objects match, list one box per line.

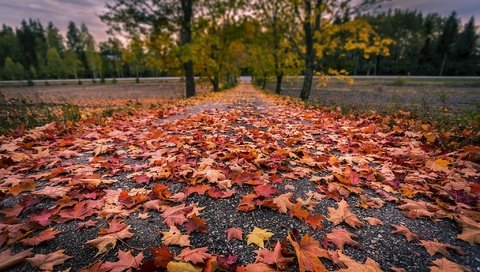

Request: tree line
left=0, top=0, right=478, bottom=100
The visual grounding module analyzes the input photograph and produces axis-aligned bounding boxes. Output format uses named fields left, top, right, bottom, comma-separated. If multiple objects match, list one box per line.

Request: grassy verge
left=0, top=97, right=166, bottom=136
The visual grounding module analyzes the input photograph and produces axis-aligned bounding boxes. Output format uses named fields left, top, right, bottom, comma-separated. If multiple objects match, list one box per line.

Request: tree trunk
left=275, top=72, right=283, bottom=94
left=181, top=0, right=196, bottom=97
left=212, top=75, right=219, bottom=92
left=262, top=73, right=267, bottom=89
left=353, top=51, right=359, bottom=76
left=300, top=1, right=313, bottom=101
left=439, top=52, right=447, bottom=76
left=299, top=0, right=322, bottom=101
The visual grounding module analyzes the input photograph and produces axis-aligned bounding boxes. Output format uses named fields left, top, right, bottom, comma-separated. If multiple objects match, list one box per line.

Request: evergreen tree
left=46, top=22, right=65, bottom=55
left=437, top=12, right=459, bottom=76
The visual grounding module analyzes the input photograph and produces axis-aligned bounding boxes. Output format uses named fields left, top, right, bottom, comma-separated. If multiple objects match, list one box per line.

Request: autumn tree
left=63, top=50, right=83, bottom=82
left=100, top=38, right=124, bottom=79
left=123, top=37, right=145, bottom=81
left=3, top=57, right=23, bottom=80
left=45, top=47, right=63, bottom=79
left=250, top=0, right=298, bottom=94
left=193, top=0, right=246, bottom=91
left=101, top=0, right=197, bottom=97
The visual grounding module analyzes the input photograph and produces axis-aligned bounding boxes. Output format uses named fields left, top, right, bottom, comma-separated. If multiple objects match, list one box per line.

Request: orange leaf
left=178, top=247, right=212, bottom=264
left=391, top=225, right=419, bottom=242
left=327, top=199, right=364, bottom=228
left=326, top=228, right=360, bottom=252
left=287, top=232, right=329, bottom=272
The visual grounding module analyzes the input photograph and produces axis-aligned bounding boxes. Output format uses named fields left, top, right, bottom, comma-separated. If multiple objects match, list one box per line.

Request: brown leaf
left=336, top=251, right=382, bottom=272
left=365, top=217, right=383, bottom=226
left=103, top=250, right=144, bottom=272
left=0, top=249, right=32, bottom=271
left=87, top=226, right=134, bottom=256
left=429, top=258, right=471, bottom=272
left=226, top=228, right=243, bottom=241
left=254, top=241, right=293, bottom=269
left=21, top=228, right=61, bottom=246
left=178, top=247, right=211, bottom=264
left=161, top=226, right=191, bottom=247
left=420, top=240, right=465, bottom=259
left=391, top=225, right=419, bottom=242
left=243, top=263, right=276, bottom=272
left=27, top=249, right=71, bottom=271
left=161, top=204, right=194, bottom=227
left=273, top=192, right=293, bottom=213
left=327, top=199, right=364, bottom=228
left=456, top=215, right=480, bottom=245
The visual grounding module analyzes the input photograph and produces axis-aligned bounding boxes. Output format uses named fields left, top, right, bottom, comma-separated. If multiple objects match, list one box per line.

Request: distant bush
left=392, top=78, right=409, bottom=86
left=61, top=104, right=81, bottom=122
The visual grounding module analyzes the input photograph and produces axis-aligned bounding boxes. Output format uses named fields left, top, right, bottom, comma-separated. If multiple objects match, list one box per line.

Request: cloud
left=0, top=0, right=478, bottom=45
left=0, top=0, right=110, bottom=42
left=383, top=0, right=480, bottom=22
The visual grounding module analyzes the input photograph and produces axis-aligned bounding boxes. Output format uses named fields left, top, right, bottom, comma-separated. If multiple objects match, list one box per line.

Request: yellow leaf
left=161, top=226, right=191, bottom=247
left=167, top=261, right=202, bottom=272
left=426, top=159, right=450, bottom=173
left=247, top=227, right=273, bottom=248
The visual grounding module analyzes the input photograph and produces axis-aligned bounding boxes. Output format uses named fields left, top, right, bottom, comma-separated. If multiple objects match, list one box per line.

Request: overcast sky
left=0, top=0, right=479, bottom=43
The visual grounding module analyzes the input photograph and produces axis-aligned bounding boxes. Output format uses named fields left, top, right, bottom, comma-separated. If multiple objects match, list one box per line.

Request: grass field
left=267, top=76, right=480, bottom=113
left=0, top=79, right=210, bottom=135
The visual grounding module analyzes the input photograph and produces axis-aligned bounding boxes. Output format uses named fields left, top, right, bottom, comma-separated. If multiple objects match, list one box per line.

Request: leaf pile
left=0, top=84, right=478, bottom=271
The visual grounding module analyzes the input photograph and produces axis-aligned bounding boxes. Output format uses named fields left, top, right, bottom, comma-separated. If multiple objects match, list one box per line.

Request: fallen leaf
left=273, top=193, right=293, bottom=214
left=185, top=214, right=208, bottom=234
left=287, top=232, right=329, bottom=272
left=178, top=247, right=211, bottom=264
left=365, top=217, right=383, bottom=226
left=161, top=204, right=194, bottom=227
left=166, top=261, right=202, bottom=272
left=327, top=199, right=364, bottom=228
left=0, top=249, right=32, bottom=271
left=247, top=227, right=273, bottom=248
left=326, top=228, right=360, bottom=252
left=21, top=228, right=61, bottom=246
left=336, top=251, right=382, bottom=272
left=420, top=240, right=465, bottom=259
left=87, top=226, right=134, bottom=256
left=429, top=258, right=471, bottom=272
left=244, top=263, right=276, bottom=272
left=103, top=250, right=144, bottom=272
left=254, top=241, right=293, bottom=269
left=456, top=215, right=480, bottom=245
left=226, top=228, right=243, bottom=241
left=27, top=249, right=71, bottom=271
left=426, top=159, right=450, bottom=173
left=306, top=214, right=324, bottom=230
left=161, top=226, right=191, bottom=247
left=151, top=245, right=174, bottom=268
left=391, top=225, right=419, bottom=242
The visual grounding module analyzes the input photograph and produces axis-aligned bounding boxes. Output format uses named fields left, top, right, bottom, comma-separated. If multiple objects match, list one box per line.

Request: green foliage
left=46, top=47, right=63, bottom=78
left=61, top=104, right=81, bottom=122
left=392, top=78, right=409, bottom=86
